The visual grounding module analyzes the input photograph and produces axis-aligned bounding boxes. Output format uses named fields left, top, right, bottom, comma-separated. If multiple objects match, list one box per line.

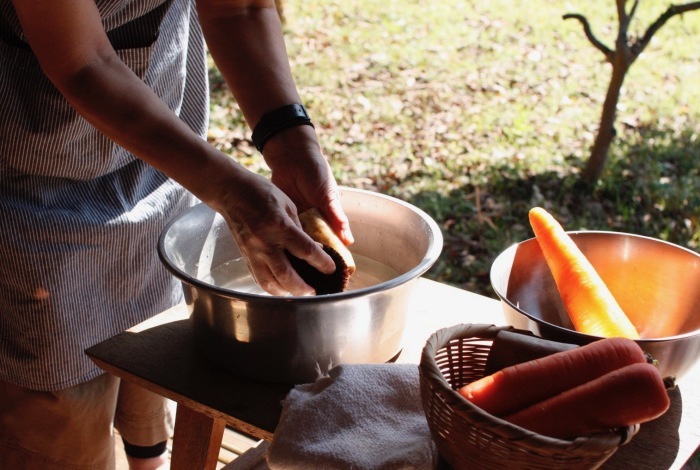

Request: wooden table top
left=86, top=278, right=699, bottom=469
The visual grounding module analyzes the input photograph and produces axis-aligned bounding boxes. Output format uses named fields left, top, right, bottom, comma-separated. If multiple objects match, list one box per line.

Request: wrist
left=251, top=104, right=315, bottom=153
left=261, top=124, right=322, bottom=171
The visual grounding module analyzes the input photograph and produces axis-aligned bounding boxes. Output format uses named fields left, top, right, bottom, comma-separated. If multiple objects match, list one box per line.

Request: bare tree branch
left=616, top=0, right=626, bottom=20
left=628, top=0, right=640, bottom=21
left=632, top=2, right=700, bottom=56
left=616, top=0, right=633, bottom=36
left=563, top=13, right=614, bottom=60
left=616, top=0, right=640, bottom=67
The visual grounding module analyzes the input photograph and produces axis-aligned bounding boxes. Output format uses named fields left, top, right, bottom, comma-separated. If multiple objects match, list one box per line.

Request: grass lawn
left=207, top=0, right=700, bottom=297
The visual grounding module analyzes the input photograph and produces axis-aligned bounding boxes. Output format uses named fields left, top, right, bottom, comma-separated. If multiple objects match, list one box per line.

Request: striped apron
left=0, top=0, right=209, bottom=390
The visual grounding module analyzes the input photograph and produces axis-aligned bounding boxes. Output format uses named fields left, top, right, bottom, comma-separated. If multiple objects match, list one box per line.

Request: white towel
left=266, top=363, right=438, bottom=470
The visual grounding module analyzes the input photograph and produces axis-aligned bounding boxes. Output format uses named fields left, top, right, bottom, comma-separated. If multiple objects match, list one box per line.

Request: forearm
left=196, top=0, right=351, bottom=241
left=55, top=53, right=250, bottom=209
left=197, top=1, right=304, bottom=128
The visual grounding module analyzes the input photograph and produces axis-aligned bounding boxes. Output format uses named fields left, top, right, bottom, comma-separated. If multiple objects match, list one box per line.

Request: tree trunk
left=581, top=60, right=628, bottom=183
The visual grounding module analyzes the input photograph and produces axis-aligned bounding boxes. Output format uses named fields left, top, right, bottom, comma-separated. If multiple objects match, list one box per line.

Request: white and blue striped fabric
left=0, top=0, right=209, bottom=391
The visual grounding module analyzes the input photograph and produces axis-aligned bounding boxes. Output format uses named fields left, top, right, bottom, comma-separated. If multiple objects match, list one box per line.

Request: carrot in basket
left=458, top=337, right=646, bottom=417
left=504, top=362, right=670, bottom=439
left=528, top=207, right=640, bottom=339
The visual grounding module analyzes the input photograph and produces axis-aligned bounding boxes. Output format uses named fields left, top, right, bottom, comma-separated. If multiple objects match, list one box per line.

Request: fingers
left=310, top=176, right=354, bottom=246
left=214, top=162, right=348, bottom=296
left=288, top=239, right=336, bottom=275
left=323, top=193, right=354, bottom=246
left=247, top=256, right=311, bottom=297
left=238, top=221, right=336, bottom=297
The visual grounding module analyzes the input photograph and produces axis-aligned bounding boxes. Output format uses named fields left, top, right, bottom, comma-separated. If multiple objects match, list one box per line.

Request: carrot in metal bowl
left=528, top=207, right=640, bottom=339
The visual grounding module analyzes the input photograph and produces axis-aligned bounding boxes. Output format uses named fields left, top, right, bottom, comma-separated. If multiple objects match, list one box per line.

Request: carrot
left=504, top=362, right=670, bottom=439
left=528, top=207, right=640, bottom=339
left=458, top=337, right=647, bottom=417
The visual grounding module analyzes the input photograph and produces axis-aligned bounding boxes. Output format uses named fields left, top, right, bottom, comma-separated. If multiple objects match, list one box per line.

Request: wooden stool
left=221, top=441, right=270, bottom=470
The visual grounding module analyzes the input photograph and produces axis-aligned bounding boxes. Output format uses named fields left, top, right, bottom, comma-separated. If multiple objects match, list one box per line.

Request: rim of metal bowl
left=490, top=230, right=700, bottom=342
left=158, top=187, right=444, bottom=303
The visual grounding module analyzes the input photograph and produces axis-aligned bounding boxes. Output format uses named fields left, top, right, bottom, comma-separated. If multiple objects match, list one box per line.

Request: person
left=0, top=0, right=353, bottom=468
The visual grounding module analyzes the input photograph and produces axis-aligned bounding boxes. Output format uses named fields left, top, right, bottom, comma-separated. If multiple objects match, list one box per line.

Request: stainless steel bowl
left=158, top=187, right=443, bottom=384
left=490, top=231, right=700, bottom=383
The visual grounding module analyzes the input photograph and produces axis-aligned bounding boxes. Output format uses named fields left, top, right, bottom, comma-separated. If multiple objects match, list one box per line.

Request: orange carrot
left=528, top=207, right=640, bottom=339
left=458, top=337, right=647, bottom=416
left=504, top=362, right=670, bottom=439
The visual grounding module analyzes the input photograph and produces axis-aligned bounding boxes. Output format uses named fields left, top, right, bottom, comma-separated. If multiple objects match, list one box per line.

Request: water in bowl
left=200, top=253, right=400, bottom=295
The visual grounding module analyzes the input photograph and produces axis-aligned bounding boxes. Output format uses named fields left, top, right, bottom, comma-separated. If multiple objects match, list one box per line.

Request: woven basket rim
left=419, top=322, right=640, bottom=452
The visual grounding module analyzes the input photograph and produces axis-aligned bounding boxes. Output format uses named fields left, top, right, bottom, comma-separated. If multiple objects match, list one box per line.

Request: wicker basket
left=419, top=323, right=639, bottom=470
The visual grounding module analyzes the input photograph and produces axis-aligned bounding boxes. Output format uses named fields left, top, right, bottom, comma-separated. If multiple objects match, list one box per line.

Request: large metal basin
left=158, top=187, right=443, bottom=384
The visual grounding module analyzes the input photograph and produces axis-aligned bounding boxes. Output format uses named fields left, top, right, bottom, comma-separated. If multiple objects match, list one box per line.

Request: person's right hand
left=209, top=166, right=337, bottom=296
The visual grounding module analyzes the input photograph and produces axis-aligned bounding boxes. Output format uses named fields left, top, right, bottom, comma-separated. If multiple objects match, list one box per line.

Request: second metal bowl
left=490, top=231, right=700, bottom=383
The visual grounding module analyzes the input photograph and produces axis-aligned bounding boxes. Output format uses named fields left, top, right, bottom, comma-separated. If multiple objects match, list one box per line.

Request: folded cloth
left=266, top=363, right=438, bottom=470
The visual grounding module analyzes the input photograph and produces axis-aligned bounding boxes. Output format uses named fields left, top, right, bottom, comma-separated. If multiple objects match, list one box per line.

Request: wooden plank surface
left=88, top=318, right=289, bottom=441
left=87, top=278, right=700, bottom=469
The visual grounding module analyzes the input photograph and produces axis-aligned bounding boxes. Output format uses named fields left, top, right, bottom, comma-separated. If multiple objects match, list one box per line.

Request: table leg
left=171, top=404, right=226, bottom=470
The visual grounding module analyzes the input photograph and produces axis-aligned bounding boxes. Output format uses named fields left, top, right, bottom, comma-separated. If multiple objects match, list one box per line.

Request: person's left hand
left=263, top=125, right=354, bottom=247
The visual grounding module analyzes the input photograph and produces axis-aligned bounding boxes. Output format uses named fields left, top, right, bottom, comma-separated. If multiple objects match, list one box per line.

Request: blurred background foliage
left=206, top=0, right=700, bottom=297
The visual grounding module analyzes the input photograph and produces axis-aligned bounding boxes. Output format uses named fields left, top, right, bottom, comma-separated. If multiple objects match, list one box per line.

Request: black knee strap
left=122, top=438, right=168, bottom=459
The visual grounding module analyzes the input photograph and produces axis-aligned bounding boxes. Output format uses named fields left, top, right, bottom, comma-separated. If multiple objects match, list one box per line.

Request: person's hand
left=263, top=125, right=354, bottom=247
left=210, top=166, right=337, bottom=296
